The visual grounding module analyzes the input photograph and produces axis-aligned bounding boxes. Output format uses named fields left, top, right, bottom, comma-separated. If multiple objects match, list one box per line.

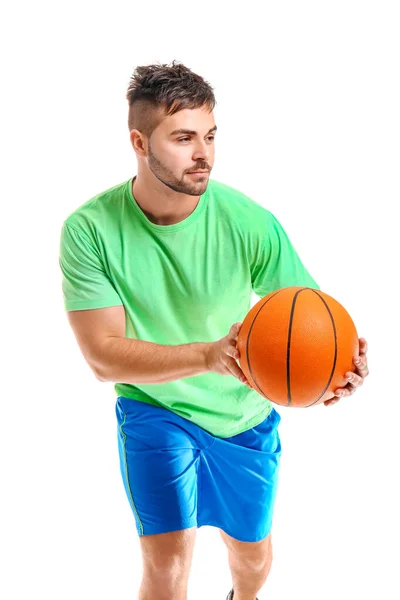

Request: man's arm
left=66, top=305, right=210, bottom=384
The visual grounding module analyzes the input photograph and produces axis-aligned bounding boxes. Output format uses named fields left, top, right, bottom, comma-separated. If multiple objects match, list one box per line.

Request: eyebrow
left=169, top=125, right=218, bottom=136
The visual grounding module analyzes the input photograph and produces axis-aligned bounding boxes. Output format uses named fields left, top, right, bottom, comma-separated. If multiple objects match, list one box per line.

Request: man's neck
left=131, top=175, right=201, bottom=226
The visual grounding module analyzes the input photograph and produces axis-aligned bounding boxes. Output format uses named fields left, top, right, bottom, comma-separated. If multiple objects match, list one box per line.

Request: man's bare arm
left=97, top=336, right=209, bottom=384
left=66, top=305, right=249, bottom=386
left=66, top=305, right=209, bottom=384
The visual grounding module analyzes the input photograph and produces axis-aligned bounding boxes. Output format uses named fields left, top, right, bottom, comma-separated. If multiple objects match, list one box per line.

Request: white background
left=1, top=1, right=399, bottom=599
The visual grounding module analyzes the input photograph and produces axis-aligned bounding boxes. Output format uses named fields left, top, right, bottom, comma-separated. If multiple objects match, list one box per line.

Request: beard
left=147, top=141, right=210, bottom=196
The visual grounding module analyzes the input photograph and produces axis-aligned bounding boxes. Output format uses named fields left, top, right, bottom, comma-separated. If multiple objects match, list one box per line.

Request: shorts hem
left=198, top=521, right=272, bottom=542
left=137, top=518, right=198, bottom=537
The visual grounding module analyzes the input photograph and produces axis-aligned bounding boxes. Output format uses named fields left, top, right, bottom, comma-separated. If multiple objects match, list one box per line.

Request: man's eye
left=177, top=136, right=215, bottom=142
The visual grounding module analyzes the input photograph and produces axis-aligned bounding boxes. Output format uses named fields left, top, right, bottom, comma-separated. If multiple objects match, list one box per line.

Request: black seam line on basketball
left=246, top=289, right=283, bottom=401
left=286, top=288, right=309, bottom=406
left=304, top=289, right=338, bottom=407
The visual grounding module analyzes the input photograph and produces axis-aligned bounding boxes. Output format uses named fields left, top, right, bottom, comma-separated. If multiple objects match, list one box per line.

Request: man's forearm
left=97, top=337, right=211, bottom=384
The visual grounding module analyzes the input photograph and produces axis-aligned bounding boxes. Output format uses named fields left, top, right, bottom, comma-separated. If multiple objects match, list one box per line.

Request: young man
left=59, top=61, right=369, bottom=600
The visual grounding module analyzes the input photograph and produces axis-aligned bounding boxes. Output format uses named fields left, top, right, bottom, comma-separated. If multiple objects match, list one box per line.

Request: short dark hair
left=126, top=60, right=216, bottom=137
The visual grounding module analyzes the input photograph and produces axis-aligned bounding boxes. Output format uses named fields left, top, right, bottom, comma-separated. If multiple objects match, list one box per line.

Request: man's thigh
left=140, top=527, right=198, bottom=574
left=219, top=528, right=273, bottom=568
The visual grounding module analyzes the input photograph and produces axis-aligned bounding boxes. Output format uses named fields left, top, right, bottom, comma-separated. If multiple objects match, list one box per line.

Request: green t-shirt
left=59, top=176, right=320, bottom=438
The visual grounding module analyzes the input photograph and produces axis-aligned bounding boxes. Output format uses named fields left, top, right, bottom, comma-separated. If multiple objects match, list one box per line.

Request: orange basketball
left=237, top=286, right=359, bottom=407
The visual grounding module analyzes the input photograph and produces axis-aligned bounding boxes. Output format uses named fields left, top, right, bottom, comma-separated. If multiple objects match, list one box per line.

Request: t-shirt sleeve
left=251, top=211, right=320, bottom=297
left=59, top=221, right=123, bottom=311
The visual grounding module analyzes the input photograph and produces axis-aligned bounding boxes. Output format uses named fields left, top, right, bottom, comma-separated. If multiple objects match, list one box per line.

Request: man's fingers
left=226, top=356, right=251, bottom=387
left=334, top=384, right=357, bottom=399
left=345, top=372, right=363, bottom=387
left=226, top=346, right=240, bottom=360
left=231, top=322, right=242, bottom=340
left=324, top=398, right=339, bottom=406
left=353, top=355, right=369, bottom=376
left=359, top=337, right=368, bottom=354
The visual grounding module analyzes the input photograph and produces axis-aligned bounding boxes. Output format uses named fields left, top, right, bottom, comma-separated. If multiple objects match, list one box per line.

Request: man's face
left=146, top=105, right=216, bottom=196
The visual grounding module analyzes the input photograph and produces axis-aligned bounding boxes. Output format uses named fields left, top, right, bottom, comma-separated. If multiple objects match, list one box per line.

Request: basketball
left=237, top=286, right=359, bottom=407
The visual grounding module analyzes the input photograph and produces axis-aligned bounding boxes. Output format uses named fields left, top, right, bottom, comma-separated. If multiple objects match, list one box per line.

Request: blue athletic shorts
left=115, top=397, right=282, bottom=543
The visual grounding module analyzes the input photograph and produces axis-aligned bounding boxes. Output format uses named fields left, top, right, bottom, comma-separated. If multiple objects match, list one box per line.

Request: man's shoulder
left=208, top=178, right=272, bottom=220
left=62, top=178, right=129, bottom=232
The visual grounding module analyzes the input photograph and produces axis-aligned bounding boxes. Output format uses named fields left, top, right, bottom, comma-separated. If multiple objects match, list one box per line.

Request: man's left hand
left=324, top=338, right=369, bottom=406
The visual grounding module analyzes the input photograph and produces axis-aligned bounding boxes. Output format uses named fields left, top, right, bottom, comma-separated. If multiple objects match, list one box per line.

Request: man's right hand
left=205, top=322, right=252, bottom=388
